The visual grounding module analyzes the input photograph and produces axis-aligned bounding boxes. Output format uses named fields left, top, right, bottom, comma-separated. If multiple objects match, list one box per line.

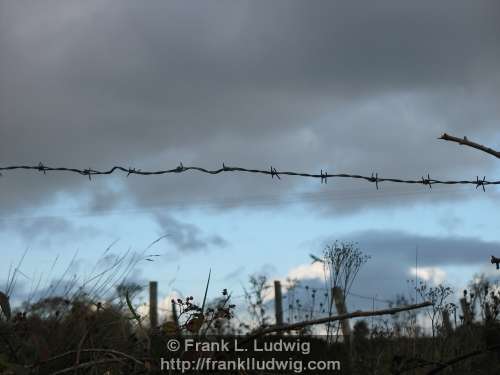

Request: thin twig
left=74, top=330, right=88, bottom=374
left=439, top=133, right=500, bottom=159
left=125, top=290, right=151, bottom=354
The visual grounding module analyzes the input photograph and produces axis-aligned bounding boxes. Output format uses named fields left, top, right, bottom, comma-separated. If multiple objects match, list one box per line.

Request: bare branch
left=439, top=133, right=500, bottom=159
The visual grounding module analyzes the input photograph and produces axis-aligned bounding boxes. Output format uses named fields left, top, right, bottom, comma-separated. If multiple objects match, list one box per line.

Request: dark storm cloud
left=0, top=0, right=499, bottom=218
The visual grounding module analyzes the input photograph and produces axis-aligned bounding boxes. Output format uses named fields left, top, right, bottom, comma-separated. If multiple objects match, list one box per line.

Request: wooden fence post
left=274, top=280, right=283, bottom=326
left=459, top=297, right=472, bottom=325
left=172, top=299, right=179, bottom=330
left=441, top=309, right=452, bottom=334
left=332, top=287, right=351, bottom=342
left=149, top=281, right=158, bottom=329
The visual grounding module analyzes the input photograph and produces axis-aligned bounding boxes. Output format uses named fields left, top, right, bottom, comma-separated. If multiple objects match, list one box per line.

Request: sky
left=1, top=0, right=500, bottom=321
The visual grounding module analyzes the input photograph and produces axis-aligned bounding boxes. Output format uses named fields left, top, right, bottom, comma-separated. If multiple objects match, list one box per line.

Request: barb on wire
left=421, top=173, right=432, bottom=189
left=0, top=163, right=499, bottom=189
left=370, top=172, right=379, bottom=190
left=320, top=169, right=327, bottom=184
left=270, top=166, right=280, bottom=180
left=476, top=176, right=486, bottom=192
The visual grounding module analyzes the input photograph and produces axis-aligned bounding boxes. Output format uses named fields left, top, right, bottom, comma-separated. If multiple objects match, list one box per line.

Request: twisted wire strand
left=0, top=163, right=496, bottom=190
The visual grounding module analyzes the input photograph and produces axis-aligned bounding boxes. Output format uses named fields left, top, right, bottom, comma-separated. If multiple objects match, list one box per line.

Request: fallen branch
left=395, top=356, right=446, bottom=374
left=248, top=301, right=432, bottom=337
left=439, top=133, right=500, bottom=159
left=51, top=358, right=127, bottom=375
left=426, top=343, right=500, bottom=374
left=31, top=348, right=145, bottom=368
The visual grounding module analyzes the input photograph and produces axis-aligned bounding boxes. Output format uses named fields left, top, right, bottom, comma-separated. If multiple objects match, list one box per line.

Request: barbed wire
left=0, top=162, right=497, bottom=190
left=286, top=284, right=392, bottom=304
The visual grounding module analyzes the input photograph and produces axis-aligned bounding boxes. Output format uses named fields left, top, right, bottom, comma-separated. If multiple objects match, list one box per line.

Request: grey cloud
left=0, top=0, right=499, bottom=218
left=223, top=266, right=246, bottom=282
left=154, top=213, right=228, bottom=252
left=85, top=184, right=127, bottom=213
left=438, top=212, right=464, bottom=234
left=0, top=216, right=101, bottom=250
left=284, top=229, right=500, bottom=312
left=320, top=229, right=500, bottom=267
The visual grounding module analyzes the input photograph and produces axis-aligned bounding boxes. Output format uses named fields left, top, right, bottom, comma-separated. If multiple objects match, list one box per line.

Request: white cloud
left=287, top=262, right=325, bottom=282
left=134, top=291, right=184, bottom=327
left=409, top=266, right=446, bottom=285
left=263, top=262, right=325, bottom=304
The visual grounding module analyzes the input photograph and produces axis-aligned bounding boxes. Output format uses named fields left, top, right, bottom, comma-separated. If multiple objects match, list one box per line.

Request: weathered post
left=274, top=280, right=283, bottom=326
left=332, top=287, right=352, bottom=371
left=149, top=281, right=158, bottom=329
left=459, top=297, right=472, bottom=325
left=441, top=309, right=452, bottom=334
left=332, top=287, right=351, bottom=342
left=172, top=299, right=179, bottom=330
